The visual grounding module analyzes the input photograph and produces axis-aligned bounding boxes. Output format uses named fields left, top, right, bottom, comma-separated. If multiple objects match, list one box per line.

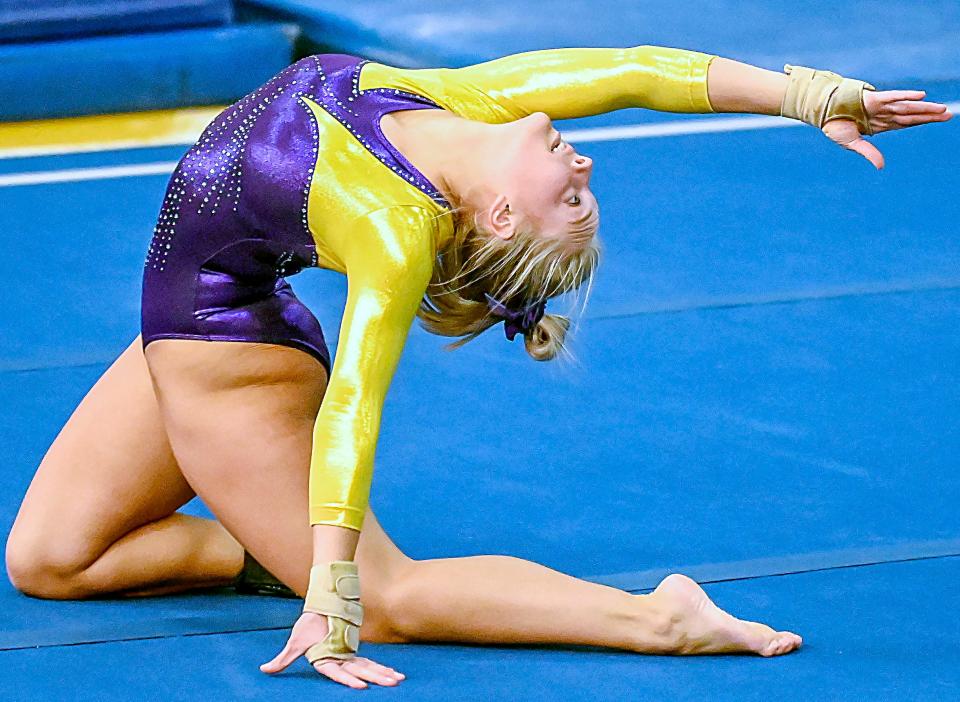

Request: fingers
left=886, top=100, right=949, bottom=115
left=260, top=638, right=308, bottom=675
left=311, top=657, right=406, bottom=689
left=343, top=658, right=405, bottom=686
left=870, top=88, right=958, bottom=115
left=352, top=657, right=406, bottom=682
left=844, top=137, right=885, bottom=170
left=861, top=87, right=953, bottom=133
left=873, top=102, right=952, bottom=132
left=313, top=660, right=370, bottom=689
left=880, top=89, right=927, bottom=102
left=892, top=110, right=954, bottom=127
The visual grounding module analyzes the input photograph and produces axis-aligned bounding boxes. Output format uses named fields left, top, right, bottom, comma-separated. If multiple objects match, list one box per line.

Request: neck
left=390, top=110, right=495, bottom=210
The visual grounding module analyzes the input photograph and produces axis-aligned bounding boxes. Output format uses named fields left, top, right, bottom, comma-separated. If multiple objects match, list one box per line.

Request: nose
left=528, top=111, right=552, bottom=130
left=572, top=152, right=593, bottom=183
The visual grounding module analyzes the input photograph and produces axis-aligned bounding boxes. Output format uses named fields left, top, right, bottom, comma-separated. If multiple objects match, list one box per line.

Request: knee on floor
left=5, top=529, right=97, bottom=600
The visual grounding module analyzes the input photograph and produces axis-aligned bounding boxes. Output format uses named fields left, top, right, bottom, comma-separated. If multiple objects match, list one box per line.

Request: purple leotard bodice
left=141, top=53, right=451, bottom=370
left=144, top=53, right=449, bottom=275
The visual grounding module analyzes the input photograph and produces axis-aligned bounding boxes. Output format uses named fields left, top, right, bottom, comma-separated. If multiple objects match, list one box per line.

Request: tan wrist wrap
left=303, top=560, right=363, bottom=663
left=780, top=64, right=876, bottom=134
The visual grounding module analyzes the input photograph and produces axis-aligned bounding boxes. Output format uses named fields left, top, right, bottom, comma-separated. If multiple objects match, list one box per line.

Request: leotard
left=139, top=45, right=716, bottom=531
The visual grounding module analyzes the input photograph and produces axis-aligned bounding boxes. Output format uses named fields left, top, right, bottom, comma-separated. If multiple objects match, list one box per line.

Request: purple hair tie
left=484, top=293, right=547, bottom=341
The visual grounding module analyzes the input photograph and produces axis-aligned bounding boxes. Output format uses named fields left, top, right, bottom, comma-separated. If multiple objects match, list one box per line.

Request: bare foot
left=649, top=573, right=803, bottom=656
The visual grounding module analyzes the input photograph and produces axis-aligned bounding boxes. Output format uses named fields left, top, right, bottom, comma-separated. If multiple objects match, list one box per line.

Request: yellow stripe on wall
left=0, top=106, right=225, bottom=159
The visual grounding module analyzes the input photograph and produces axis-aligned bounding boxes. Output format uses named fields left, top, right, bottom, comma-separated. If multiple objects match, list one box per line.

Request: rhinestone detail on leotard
left=144, top=55, right=449, bottom=273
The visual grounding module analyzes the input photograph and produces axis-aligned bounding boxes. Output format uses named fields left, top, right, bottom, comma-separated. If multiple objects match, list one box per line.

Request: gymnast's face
left=482, top=111, right=598, bottom=248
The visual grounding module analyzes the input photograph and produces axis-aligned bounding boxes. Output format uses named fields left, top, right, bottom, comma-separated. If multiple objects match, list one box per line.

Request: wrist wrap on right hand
left=302, top=560, right=364, bottom=663
left=780, top=64, right=876, bottom=134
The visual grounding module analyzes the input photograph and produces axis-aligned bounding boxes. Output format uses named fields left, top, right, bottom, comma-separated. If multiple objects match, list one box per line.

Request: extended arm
left=364, top=45, right=716, bottom=121
left=308, top=206, right=436, bottom=536
left=365, top=46, right=951, bottom=169
left=430, top=48, right=789, bottom=118
left=305, top=206, right=434, bottom=669
left=261, top=206, right=436, bottom=680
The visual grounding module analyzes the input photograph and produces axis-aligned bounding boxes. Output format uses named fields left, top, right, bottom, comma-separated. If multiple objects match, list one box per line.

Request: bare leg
left=5, top=335, right=244, bottom=600
left=391, top=554, right=672, bottom=651
left=388, top=556, right=802, bottom=657
left=93, top=514, right=244, bottom=598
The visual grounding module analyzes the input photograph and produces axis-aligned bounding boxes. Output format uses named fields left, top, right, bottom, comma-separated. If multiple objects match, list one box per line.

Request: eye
left=551, top=135, right=563, bottom=152
left=568, top=194, right=581, bottom=206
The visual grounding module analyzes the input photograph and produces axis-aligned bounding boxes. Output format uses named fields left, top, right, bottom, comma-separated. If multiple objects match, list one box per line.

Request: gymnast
left=5, top=45, right=950, bottom=689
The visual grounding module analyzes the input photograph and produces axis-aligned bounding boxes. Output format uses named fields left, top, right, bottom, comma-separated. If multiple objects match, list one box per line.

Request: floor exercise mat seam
left=0, top=611, right=296, bottom=652
left=0, top=625, right=291, bottom=653
left=585, top=539, right=960, bottom=592
left=5, top=279, right=960, bottom=375
left=591, top=279, right=960, bottom=322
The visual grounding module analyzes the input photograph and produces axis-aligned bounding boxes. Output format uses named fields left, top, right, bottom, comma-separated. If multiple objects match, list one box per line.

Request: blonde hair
left=417, top=202, right=602, bottom=362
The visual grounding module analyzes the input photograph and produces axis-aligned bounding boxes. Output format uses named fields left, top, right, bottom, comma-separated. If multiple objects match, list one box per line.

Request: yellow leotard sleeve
left=308, top=205, right=437, bottom=529
left=359, top=44, right=716, bottom=123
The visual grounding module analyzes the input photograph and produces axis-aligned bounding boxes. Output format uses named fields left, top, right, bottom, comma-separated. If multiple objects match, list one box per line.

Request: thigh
left=143, top=338, right=411, bottom=609
left=7, top=335, right=196, bottom=576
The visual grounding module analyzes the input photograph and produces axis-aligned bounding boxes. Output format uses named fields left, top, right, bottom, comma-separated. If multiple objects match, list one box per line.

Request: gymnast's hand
left=260, top=611, right=406, bottom=689
left=822, top=90, right=953, bottom=170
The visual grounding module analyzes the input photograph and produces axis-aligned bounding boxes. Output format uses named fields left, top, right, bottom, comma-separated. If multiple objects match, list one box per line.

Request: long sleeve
left=360, top=45, right=716, bottom=123
left=308, top=205, right=437, bottom=529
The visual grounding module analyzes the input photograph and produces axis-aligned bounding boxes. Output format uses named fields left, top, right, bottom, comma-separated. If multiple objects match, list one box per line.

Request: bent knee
left=5, top=529, right=95, bottom=599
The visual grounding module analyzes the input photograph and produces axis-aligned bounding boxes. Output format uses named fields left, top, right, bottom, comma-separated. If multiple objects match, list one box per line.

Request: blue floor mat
left=2, top=558, right=956, bottom=701
left=240, top=0, right=960, bottom=83
left=0, top=0, right=232, bottom=43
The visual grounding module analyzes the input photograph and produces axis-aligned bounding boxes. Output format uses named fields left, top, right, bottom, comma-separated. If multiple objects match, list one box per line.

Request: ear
left=480, top=193, right=516, bottom=241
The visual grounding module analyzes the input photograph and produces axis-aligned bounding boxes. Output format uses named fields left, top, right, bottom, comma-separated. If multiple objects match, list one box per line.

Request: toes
left=764, top=632, right=802, bottom=656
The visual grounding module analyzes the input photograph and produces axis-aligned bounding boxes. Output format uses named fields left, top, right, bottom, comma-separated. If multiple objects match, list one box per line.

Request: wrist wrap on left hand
left=303, top=560, right=364, bottom=663
left=780, top=64, right=876, bottom=134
